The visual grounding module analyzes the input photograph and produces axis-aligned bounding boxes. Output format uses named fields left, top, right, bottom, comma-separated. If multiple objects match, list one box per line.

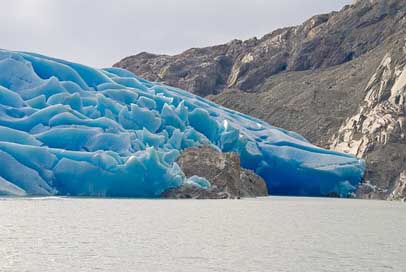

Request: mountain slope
left=115, top=0, right=406, bottom=199
left=115, top=0, right=405, bottom=97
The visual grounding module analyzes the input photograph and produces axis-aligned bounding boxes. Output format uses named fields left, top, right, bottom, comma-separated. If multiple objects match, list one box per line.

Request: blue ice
left=0, top=49, right=365, bottom=197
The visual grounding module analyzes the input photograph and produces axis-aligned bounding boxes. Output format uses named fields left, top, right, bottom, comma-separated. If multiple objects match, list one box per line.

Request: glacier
left=0, top=49, right=365, bottom=197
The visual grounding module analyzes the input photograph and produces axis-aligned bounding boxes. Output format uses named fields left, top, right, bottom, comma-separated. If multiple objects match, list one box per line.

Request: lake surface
left=0, top=197, right=405, bottom=272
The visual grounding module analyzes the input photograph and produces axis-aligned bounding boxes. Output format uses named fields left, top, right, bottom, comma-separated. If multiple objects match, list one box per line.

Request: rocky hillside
left=115, top=0, right=406, bottom=200
left=331, top=38, right=406, bottom=200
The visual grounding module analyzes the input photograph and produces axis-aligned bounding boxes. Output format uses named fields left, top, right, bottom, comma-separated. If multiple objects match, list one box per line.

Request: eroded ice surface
left=0, top=49, right=365, bottom=197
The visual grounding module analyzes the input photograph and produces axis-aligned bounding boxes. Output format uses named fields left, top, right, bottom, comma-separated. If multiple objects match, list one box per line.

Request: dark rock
left=161, top=146, right=268, bottom=199
left=325, top=192, right=340, bottom=198
left=388, top=171, right=406, bottom=201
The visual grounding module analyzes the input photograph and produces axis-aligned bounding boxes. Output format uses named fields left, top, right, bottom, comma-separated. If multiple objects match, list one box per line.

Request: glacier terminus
left=0, top=49, right=365, bottom=197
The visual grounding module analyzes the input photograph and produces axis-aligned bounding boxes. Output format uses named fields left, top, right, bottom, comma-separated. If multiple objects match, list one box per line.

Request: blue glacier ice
left=0, top=49, right=365, bottom=197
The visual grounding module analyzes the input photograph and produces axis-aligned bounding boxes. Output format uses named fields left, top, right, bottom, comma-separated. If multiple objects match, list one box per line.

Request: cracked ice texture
left=0, top=49, right=364, bottom=197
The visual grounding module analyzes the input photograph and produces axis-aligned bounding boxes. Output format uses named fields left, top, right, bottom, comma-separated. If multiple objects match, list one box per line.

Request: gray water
left=0, top=197, right=405, bottom=272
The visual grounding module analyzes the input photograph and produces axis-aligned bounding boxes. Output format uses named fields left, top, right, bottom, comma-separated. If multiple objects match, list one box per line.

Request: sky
left=1, top=0, right=352, bottom=68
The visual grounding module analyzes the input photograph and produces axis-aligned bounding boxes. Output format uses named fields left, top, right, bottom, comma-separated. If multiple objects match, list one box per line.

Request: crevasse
left=0, top=49, right=365, bottom=197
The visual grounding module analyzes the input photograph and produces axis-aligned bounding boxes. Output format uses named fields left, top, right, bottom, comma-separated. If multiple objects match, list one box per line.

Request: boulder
left=162, top=146, right=268, bottom=199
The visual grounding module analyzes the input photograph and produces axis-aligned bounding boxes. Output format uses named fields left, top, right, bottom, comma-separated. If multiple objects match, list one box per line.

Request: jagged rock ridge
left=115, top=0, right=405, bottom=97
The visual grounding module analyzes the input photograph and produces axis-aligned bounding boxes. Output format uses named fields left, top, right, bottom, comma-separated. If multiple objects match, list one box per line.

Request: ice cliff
left=0, top=49, right=365, bottom=197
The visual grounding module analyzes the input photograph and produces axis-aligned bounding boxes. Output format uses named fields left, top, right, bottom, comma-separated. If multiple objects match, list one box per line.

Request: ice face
left=0, top=49, right=365, bottom=197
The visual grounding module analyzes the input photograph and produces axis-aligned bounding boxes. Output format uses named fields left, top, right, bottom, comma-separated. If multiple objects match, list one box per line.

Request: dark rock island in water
left=162, top=146, right=268, bottom=199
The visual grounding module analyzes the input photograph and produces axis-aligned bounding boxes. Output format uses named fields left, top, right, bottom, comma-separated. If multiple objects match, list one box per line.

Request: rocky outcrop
left=162, top=147, right=268, bottom=199
left=117, top=0, right=406, bottom=200
left=388, top=171, right=406, bottom=201
left=330, top=38, right=406, bottom=199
